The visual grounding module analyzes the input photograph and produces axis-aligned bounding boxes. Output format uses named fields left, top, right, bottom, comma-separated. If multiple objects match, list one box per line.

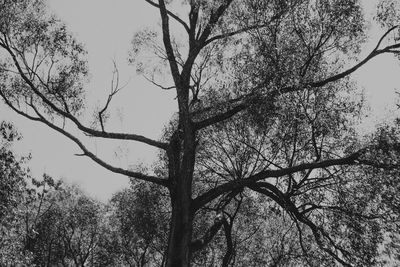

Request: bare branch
left=98, top=60, right=129, bottom=132
left=0, top=45, right=168, bottom=150
left=29, top=104, right=169, bottom=187
left=143, top=0, right=190, bottom=33
left=3, top=90, right=167, bottom=185
left=375, top=25, right=399, bottom=51
left=143, top=74, right=176, bottom=90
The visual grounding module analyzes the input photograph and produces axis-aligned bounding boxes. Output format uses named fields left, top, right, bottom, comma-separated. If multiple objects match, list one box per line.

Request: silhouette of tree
left=2, top=0, right=400, bottom=265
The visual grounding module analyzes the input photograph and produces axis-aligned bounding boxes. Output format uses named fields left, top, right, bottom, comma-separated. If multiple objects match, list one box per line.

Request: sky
left=0, top=0, right=399, bottom=202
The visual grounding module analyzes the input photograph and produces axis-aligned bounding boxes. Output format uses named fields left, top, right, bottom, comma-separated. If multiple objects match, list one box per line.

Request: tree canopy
left=2, top=0, right=400, bottom=266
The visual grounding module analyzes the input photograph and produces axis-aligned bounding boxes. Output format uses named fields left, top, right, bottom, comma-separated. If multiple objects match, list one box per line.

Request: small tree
left=2, top=0, right=400, bottom=266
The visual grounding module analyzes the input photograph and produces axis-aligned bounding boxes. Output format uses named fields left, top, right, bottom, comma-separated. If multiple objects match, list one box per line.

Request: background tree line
left=1, top=120, right=400, bottom=266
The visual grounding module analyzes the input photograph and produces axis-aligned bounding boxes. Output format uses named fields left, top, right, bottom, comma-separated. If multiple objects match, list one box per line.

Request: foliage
left=2, top=0, right=400, bottom=266
left=23, top=183, right=103, bottom=267
left=102, top=182, right=169, bottom=266
left=0, top=0, right=88, bottom=116
left=0, top=121, right=33, bottom=265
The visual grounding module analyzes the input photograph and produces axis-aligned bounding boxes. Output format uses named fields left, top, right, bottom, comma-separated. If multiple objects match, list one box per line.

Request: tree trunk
left=165, top=124, right=196, bottom=267
left=165, top=190, right=193, bottom=267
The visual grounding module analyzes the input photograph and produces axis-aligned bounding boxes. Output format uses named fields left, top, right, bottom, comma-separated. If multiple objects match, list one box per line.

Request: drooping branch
left=1, top=86, right=168, bottom=187
left=28, top=104, right=169, bottom=187
left=250, top=183, right=353, bottom=266
left=294, top=214, right=353, bottom=266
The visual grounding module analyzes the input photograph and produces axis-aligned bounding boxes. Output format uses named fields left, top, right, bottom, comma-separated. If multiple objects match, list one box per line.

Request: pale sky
left=0, top=0, right=399, bottom=202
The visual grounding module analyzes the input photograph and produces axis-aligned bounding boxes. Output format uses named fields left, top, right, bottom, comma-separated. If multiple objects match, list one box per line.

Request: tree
left=0, top=121, right=33, bottom=265
left=103, top=182, right=169, bottom=266
left=1, top=0, right=400, bottom=266
left=0, top=123, right=108, bottom=267
left=25, top=182, right=104, bottom=267
left=0, top=121, right=24, bottom=220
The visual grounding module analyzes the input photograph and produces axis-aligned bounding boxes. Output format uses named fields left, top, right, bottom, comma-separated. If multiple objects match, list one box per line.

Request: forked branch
left=143, top=0, right=190, bottom=33
left=98, top=60, right=128, bottom=132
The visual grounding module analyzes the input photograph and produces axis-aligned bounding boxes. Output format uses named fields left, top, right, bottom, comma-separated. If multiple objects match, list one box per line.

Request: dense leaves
left=0, top=0, right=88, bottom=116
left=0, top=122, right=31, bottom=265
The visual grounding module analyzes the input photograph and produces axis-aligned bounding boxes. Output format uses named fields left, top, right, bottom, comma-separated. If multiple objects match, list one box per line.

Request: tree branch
left=157, top=0, right=181, bottom=86
left=252, top=183, right=353, bottom=266
left=203, top=2, right=292, bottom=48
left=98, top=60, right=127, bottom=132
left=143, top=74, right=176, bottom=90
left=221, top=218, right=234, bottom=267
left=197, top=0, right=235, bottom=45
left=194, top=102, right=247, bottom=130
left=204, top=24, right=268, bottom=46
left=190, top=216, right=225, bottom=253
left=282, top=26, right=400, bottom=93
left=28, top=104, right=169, bottom=187
left=192, top=153, right=361, bottom=211
left=195, top=26, right=400, bottom=130
left=0, top=45, right=168, bottom=150
left=143, top=0, right=190, bottom=33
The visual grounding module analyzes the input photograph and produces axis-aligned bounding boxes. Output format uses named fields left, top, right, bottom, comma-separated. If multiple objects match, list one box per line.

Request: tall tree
left=1, top=0, right=400, bottom=266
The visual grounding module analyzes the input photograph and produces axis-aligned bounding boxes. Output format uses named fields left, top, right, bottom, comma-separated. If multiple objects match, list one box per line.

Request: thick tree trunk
left=165, top=190, right=193, bottom=267
left=165, top=126, right=196, bottom=267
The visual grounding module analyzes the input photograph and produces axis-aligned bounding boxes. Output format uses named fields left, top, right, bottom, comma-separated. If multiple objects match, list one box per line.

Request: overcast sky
left=0, top=0, right=399, bottom=202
